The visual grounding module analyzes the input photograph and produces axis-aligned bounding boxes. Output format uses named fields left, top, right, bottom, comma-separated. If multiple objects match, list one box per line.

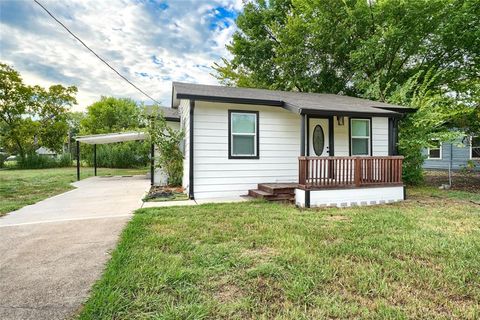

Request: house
left=35, top=147, right=57, bottom=157
left=164, top=82, right=413, bottom=208
left=423, top=136, right=480, bottom=171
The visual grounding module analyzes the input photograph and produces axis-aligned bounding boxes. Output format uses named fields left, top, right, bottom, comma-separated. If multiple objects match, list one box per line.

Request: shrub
left=16, top=153, right=73, bottom=169
left=146, top=108, right=184, bottom=186
left=460, top=160, right=478, bottom=174
left=0, top=153, right=7, bottom=168
left=57, top=153, right=73, bottom=167
left=82, top=141, right=149, bottom=168
left=17, top=153, right=56, bottom=169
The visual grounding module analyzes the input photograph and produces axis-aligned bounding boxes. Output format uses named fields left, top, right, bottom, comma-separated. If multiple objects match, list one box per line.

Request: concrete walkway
left=0, top=176, right=149, bottom=320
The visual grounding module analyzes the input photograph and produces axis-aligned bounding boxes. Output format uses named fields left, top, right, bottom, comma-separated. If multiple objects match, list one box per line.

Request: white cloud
left=0, top=0, right=241, bottom=111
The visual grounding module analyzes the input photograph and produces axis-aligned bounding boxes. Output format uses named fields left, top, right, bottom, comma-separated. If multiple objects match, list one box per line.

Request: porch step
left=248, top=183, right=297, bottom=202
left=258, top=183, right=298, bottom=194
left=248, top=189, right=294, bottom=201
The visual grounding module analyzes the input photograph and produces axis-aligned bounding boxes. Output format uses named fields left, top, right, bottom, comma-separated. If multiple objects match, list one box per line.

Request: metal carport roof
left=75, top=131, right=147, bottom=144
left=74, top=131, right=153, bottom=185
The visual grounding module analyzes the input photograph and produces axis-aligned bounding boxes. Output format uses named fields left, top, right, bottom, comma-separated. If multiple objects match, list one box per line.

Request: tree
left=80, top=97, right=143, bottom=134
left=215, top=0, right=479, bottom=102
left=79, top=97, right=150, bottom=169
left=214, top=0, right=479, bottom=183
left=388, top=70, right=470, bottom=183
left=0, top=63, right=77, bottom=157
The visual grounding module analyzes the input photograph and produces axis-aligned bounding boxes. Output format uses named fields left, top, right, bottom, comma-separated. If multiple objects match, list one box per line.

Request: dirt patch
left=424, top=170, right=480, bottom=193
left=252, top=276, right=286, bottom=306
left=242, top=246, right=278, bottom=263
left=243, top=246, right=277, bottom=257
left=214, top=283, right=244, bottom=303
left=324, top=214, right=351, bottom=222
left=144, top=185, right=187, bottom=202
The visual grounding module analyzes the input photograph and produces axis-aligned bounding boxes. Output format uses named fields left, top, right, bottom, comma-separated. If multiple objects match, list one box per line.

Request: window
left=427, top=139, right=442, bottom=159
left=229, top=111, right=258, bottom=159
left=471, top=136, right=480, bottom=159
left=350, top=119, right=371, bottom=156
left=313, top=125, right=325, bottom=156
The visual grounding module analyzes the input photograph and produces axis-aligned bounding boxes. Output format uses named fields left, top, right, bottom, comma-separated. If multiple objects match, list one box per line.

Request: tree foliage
left=0, top=62, right=77, bottom=157
left=80, top=97, right=144, bottom=134
left=79, top=97, right=149, bottom=168
left=388, top=70, right=469, bottom=183
left=215, top=0, right=479, bottom=183
left=215, top=0, right=479, bottom=100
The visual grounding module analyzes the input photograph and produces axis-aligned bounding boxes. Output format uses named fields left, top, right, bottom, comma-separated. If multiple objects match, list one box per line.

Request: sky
left=0, top=0, right=243, bottom=111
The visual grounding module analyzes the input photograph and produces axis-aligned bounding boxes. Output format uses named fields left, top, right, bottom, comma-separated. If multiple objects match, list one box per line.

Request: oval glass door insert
left=313, top=125, right=325, bottom=156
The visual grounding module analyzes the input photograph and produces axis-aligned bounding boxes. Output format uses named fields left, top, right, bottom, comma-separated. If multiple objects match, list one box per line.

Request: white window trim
left=230, top=112, right=258, bottom=157
left=470, top=136, right=480, bottom=160
left=350, top=118, right=371, bottom=156
left=427, top=139, right=442, bottom=160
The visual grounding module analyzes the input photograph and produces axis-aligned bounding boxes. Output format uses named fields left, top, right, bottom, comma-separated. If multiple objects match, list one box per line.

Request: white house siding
left=333, top=116, right=389, bottom=156
left=372, top=117, right=389, bottom=156
left=193, top=101, right=301, bottom=199
left=333, top=116, right=350, bottom=156
left=179, top=99, right=190, bottom=193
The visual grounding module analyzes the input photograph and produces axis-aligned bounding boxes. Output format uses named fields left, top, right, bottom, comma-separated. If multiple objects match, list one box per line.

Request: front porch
left=248, top=155, right=405, bottom=207
left=298, top=156, right=404, bottom=189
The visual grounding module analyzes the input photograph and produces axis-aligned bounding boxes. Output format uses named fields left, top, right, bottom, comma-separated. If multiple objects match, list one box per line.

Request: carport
left=74, top=132, right=155, bottom=185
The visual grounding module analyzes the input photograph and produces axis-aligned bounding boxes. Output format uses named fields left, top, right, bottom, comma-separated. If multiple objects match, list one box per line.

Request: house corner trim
left=189, top=100, right=195, bottom=200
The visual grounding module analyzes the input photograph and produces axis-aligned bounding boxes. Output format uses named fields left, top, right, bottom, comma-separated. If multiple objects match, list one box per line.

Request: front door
left=309, top=118, right=329, bottom=156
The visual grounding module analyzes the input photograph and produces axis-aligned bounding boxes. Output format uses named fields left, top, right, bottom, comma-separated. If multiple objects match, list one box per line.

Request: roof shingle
left=172, top=82, right=411, bottom=117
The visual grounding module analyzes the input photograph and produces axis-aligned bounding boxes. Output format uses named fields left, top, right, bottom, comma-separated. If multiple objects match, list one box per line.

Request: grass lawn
left=79, top=187, right=480, bottom=319
left=0, top=167, right=147, bottom=216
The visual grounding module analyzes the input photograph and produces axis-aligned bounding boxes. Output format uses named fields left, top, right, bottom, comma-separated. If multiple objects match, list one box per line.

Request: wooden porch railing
left=298, top=156, right=404, bottom=189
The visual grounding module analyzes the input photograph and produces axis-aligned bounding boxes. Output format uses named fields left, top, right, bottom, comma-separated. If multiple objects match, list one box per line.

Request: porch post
left=300, top=114, right=306, bottom=156
left=328, top=116, right=334, bottom=156
left=393, top=118, right=399, bottom=155
left=93, top=144, right=97, bottom=176
left=76, top=140, right=80, bottom=181
left=189, top=100, right=195, bottom=199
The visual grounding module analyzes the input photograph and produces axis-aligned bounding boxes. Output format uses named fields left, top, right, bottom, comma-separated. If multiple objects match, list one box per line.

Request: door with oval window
left=309, top=118, right=329, bottom=156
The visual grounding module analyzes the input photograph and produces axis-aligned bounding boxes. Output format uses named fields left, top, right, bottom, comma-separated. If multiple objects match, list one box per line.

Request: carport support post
left=150, top=143, right=154, bottom=186
left=76, top=140, right=80, bottom=181
left=94, top=144, right=97, bottom=176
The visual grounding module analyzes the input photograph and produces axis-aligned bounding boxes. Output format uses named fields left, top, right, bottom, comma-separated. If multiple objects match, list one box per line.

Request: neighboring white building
left=168, top=82, right=412, bottom=207
left=35, top=147, right=57, bottom=157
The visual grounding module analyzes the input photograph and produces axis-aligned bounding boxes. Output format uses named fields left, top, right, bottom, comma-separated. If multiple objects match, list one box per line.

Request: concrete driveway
left=0, top=175, right=149, bottom=320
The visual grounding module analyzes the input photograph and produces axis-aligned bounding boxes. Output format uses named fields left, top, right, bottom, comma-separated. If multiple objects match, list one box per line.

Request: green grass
left=0, top=167, right=147, bottom=216
left=79, top=187, right=480, bottom=319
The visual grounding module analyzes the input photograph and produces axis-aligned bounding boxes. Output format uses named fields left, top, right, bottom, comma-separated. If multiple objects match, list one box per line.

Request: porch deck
left=248, top=156, right=404, bottom=204
left=298, top=156, right=404, bottom=189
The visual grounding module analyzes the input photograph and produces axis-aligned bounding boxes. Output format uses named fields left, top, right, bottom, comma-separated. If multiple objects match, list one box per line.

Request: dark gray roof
left=143, top=105, right=179, bottom=121
left=172, top=82, right=412, bottom=117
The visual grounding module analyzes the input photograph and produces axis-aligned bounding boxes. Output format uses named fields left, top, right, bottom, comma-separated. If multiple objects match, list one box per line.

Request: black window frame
left=228, top=110, right=259, bottom=159
left=349, top=117, right=372, bottom=156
